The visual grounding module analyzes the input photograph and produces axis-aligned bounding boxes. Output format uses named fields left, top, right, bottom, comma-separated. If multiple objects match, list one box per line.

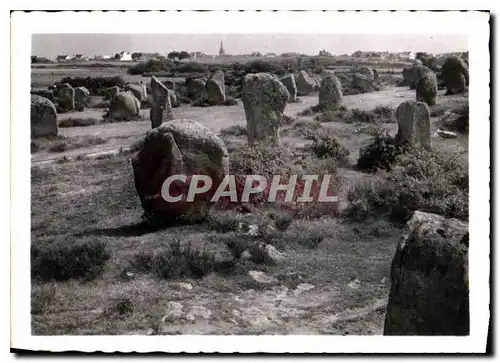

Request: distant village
left=31, top=40, right=464, bottom=64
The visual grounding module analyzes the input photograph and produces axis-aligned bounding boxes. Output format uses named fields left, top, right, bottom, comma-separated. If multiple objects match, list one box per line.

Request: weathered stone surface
left=150, top=76, right=173, bottom=128
left=31, top=95, right=58, bottom=137
left=403, top=65, right=432, bottom=89
left=373, top=68, right=380, bottom=83
left=168, top=89, right=179, bottom=108
left=74, top=86, right=90, bottom=111
left=241, top=73, right=289, bottom=146
left=248, top=270, right=278, bottom=285
left=353, top=73, right=375, bottom=92
left=296, top=70, right=316, bottom=96
left=31, top=89, right=55, bottom=102
left=186, top=78, right=206, bottom=101
left=442, top=55, right=469, bottom=95
left=353, top=66, right=375, bottom=81
left=105, top=86, right=121, bottom=101
left=395, top=101, right=431, bottom=150
left=206, top=70, right=226, bottom=105
left=107, top=91, right=141, bottom=121
left=319, top=74, right=343, bottom=111
left=384, top=211, right=469, bottom=335
left=56, top=84, right=75, bottom=113
left=125, top=83, right=147, bottom=102
left=416, top=71, right=438, bottom=106
left=279, top=74, right=297, bottom=102
left=132, top=119, right=229, bottom=220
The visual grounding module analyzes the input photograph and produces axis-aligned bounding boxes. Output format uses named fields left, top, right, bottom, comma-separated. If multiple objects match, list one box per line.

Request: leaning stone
left=205, top=70, right=226, bottom=105
left=241, top=72, right=289, bottom=146
left=296, top=70, right=316, bottom=96
left=279, top=74, right=297, bottom=102
left=74, top=86, right=90, bottom=111
left=416, top=71, right=438, bottom=106
left=384, top=211, right=469, bottom=335
left=319, top=74, right=343, bottom=111
left=107, top=91, right=140, bottom=121
left=150, top=76, right=173, bottom=128
left=125, top=83, right=147, bottom=102
left=31, top=95, right=58, bottom=137
left=436, top=129, right=459, bottom=139
left=395, top=101, right=431, bottom=150
left=56, top=84, right=75, bottom=113
left=248, top=270, right=278, bottom=285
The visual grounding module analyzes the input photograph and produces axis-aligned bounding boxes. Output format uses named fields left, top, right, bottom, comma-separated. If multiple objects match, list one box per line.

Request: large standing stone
left=132, top=119, right=230, bottom=221
left=353, top=72, right=375, bottom=93
left=56, top=84, right=75, bottom=113
left=416, top=71, right=438, bottom=106
left=384, top=211, right=469, bottom=335
left=442, top=55, right=469, bottom=95
left=241, top=73, right=290, bottom=146
left=206, top=70, right=226, bottom=105
left=74, top=86, right=90, bottom=111
left=150, top=76, right=174, bottom=128
left=296, top=70, right=316, bottom=96
left=186, top=78, right=206, bottom=101
left=403, top=65, right=432, bottom=89
left=125, top=83, right=147, bottom=102
left=318, top=74, right=343, bottom=111
left=105, top=86, right=121, bottom=101
left=107, top=91, right=141, bottom=121
left=395, top=101, right=431, bottom=150
left=279, top=74, right=297, bottom=102
left=353, top=66, right=375, bottom=81
left=31, top=95, right=58, bottom=137
left=168, top=89, right=179, bottom=108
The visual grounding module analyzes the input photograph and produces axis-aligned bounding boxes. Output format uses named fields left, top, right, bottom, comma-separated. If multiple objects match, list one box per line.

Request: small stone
left=162, top=301, right=184, bottom=322
left=169, top=282, right=193, bottom=291
left=436, top=129, right=458, bottom=139
left=294, top=283, right=315, bottom=295
left=348, top=279, right=361, bottom=289
left=240, top=249, right=252, bottom=260
left=248, top=270, right=278, bottom=285
left=264, top=244, right=285, bottom=263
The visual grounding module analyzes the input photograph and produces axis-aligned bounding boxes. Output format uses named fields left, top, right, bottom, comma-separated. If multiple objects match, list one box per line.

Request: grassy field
left=30, top=66, right=469, bottom=334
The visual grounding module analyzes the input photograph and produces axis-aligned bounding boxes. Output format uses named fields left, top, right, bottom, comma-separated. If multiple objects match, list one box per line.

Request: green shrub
left=31, top=240, right=111, bottom=282
left=357, top=134, right=410, bottom=172
left=345, top=149, right=469, bottom=223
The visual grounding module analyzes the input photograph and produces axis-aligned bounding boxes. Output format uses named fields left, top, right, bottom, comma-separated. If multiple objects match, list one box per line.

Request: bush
left=175, top=62, right=209, bottom=74
left=127, top=59, right=174, bottom=75
left=129, top=240, right=234, bottom=279
left=59, top=76, right=125, bottom=95
left=345, top=149, right=468, bottom=223
left=357, top=134, right=410, bottom=172
left=310, top=135, right=350, bottom=166
left=31, top=240, right=111, bottom=282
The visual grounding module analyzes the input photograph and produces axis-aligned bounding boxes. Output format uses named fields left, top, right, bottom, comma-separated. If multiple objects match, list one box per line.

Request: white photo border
left=11, top=10, right=490, bottom=353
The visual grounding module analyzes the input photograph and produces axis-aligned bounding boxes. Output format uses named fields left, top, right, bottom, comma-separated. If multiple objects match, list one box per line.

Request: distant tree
left=31, top=56, right=38, bottom=63
left=168, top=51, right=180, bottom=60
left=132, top=52, right=143, bottom=60
left=113, top=53, right=121, bottom=60
left=178, top=51, right=191, bottom=60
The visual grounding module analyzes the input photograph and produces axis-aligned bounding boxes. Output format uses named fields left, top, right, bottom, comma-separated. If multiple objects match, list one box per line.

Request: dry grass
left=31, top=135, right=108, bottom=154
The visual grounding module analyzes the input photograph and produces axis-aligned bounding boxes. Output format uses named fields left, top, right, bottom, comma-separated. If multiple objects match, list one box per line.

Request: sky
left=32, top=34, right=468, bottom=58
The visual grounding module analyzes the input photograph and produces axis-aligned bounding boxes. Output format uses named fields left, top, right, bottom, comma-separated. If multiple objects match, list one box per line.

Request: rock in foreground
left=384, top=211, right=469, bottom=335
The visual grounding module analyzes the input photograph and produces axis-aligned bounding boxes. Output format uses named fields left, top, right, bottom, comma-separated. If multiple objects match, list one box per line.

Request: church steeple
left=219, top=40, right=225, bottom=56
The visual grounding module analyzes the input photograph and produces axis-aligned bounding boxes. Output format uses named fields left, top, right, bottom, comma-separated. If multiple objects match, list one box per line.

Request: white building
left=118, top=52, right=133, bottom=61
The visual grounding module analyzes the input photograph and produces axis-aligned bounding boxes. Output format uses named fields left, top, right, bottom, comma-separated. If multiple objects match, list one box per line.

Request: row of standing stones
left=30, top=59, right=469, bottom=335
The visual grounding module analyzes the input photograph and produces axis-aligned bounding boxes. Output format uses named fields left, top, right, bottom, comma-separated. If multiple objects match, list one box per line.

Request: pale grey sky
left=32, top=34, right=468, bottom=58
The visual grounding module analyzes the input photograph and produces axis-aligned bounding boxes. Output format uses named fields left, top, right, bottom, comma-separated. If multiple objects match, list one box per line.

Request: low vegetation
left=346, top=148, right=468, bottom=223
left=31, top=135, right=107, bottom=154
left=59, top=76, right=125, bottom=95
left=356, top=134, right=410, bottom=172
